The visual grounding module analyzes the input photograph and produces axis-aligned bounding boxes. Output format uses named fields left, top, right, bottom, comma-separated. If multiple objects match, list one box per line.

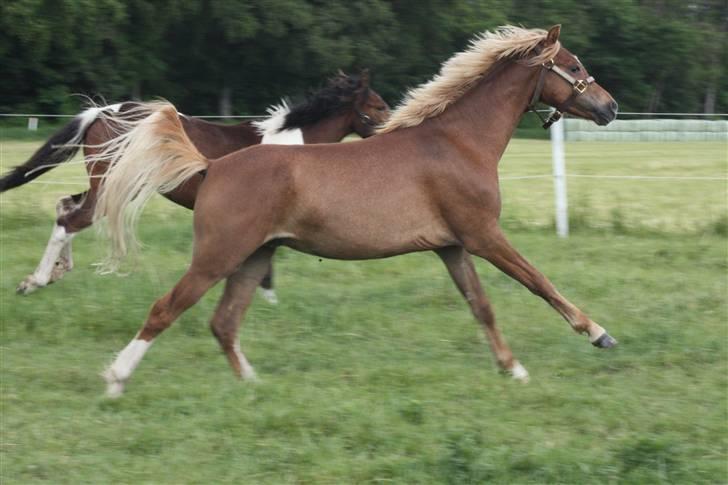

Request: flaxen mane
left=377, top=26, right=559, bottom=134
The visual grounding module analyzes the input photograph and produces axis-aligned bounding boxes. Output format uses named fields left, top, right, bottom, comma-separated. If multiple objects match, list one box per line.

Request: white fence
left=565, top=117, right=728, bottom=142
left=0, top=113, right=263, bottom=131
left=549, top=113, right=727, bottom=237
left=2, top=112, right=726, bottom=237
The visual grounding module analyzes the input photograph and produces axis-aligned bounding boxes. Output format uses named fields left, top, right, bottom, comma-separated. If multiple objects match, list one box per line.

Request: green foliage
left=1, top=0, right=726, bottom=114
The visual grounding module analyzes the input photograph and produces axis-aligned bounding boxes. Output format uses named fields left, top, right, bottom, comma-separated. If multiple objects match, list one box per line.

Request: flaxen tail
left=0, top=103, right=124, bottom=192
left=91, top=102, right=209, bottom=272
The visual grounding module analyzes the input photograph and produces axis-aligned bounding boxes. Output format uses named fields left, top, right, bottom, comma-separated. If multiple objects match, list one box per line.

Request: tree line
left=2, top=0, right=726, bottom=116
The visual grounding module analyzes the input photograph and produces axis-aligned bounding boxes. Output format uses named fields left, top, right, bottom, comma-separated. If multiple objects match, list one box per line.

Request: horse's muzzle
left=594, top=100, right=618, bottom=126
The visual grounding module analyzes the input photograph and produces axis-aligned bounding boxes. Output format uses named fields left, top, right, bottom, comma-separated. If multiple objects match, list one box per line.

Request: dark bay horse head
left=347, top=69, right=391, bottom=137
left=532, top=25, right=618, bottom=126
left=281, top=70, right=390, bottom=138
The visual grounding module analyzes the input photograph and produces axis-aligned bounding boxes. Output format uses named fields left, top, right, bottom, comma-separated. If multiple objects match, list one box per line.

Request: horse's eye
left=376, top=106, right=386, bottom=111
left=570, top=65, right=581, bottom=73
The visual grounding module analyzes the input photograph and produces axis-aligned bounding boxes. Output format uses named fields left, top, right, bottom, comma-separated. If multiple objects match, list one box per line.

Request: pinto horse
left=1, top=71, right=389, bottom=301
left=94, top=25, right=618, bottom=397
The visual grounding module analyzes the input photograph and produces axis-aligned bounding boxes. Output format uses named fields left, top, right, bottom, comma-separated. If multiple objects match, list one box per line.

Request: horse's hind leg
left=17, top=191, right=91, bottom=295
left=210, top=247, right=276, bottom=379
left=50, top=192, right=89, bottom=279
left=103, top=266, right=225, bottom=398
left=464, top=226, right=616, bottom=348
left=258, top=260, right=278, bottom=304
left=436, top=246, right=528, bottom=382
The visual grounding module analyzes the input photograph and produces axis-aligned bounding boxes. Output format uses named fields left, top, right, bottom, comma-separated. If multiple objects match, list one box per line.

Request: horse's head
left=532, top=25, right=618, bottom=127
left=347, top=69, right=391, bottom=137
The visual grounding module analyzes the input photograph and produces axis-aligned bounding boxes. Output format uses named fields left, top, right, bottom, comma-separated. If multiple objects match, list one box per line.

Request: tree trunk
left=219, top=85, right=232, bottom=119
left=703, top=83, right=716, bottom=114
left=646, top=79, right=664, bottom=113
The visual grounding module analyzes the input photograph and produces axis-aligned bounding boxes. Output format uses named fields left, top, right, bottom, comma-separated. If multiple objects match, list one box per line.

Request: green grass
left=1, top=137, right=726, bottom=483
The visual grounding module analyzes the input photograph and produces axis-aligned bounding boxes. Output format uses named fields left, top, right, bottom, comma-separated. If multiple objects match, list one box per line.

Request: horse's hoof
left=240, top=366, right=259, bottom=382
left=509, top=361, right=530, bottom=383
left=243, top=373, right=260, bottom=384
left=592, top=332, right=618, bottom=348
left=260, top=289, right=279, bottom=305
left=102, top=369, right=125, bottom=398
left=16, top=277, right=41, bottom=295
left=105, top=382, right=125, bottom=399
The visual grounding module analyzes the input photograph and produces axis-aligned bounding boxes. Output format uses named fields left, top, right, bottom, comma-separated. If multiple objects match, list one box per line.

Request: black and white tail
left=0, top=103, right=124, bottom=192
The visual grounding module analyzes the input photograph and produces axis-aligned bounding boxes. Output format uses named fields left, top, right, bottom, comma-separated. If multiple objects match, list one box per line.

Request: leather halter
left=528, top=58, right=596, bottom=129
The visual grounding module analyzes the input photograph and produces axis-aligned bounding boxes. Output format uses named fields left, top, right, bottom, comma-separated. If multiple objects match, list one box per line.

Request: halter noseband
left=528, top=58, right=596, bottom=129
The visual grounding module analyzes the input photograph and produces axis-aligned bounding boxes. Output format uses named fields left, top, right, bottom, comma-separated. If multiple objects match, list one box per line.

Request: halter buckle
left=542, top=58, right=555, bottom=69
left=574, top=79, right=588, bottom=94
left=542, top=110, right=562, bottom=129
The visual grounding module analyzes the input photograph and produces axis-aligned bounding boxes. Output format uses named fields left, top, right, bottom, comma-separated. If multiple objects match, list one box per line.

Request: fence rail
left=2, top=112, right=725, bottom=237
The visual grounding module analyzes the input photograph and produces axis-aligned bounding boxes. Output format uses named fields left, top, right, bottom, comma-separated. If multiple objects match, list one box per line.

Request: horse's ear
left=545, top=25, right=561, bottom=46
left=359, top=69, right=370, bottom=88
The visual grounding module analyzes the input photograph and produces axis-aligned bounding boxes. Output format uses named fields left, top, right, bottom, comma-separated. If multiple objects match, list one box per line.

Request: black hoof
left=592, top=333, right=618, bottom=348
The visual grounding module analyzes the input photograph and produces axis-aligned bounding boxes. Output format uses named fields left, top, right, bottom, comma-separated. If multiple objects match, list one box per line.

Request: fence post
left=550, top=117, right=569, bottom=237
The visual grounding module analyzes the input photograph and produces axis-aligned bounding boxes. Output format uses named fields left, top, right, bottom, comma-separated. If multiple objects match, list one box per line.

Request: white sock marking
left=259, top=288, right=279, bottom=305
left=107, top=337, right=152, bottom=384
left=510, top=361, right=530, bottom=382
left=588, top=327, right=607, bottom=343
left=58, top=237, right=73, bottom=269
left=233, top=342, right=256, bottom=380
left=32, top=224, right=75, bottom=285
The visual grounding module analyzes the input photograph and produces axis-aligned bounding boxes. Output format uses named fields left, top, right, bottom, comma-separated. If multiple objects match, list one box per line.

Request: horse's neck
left=300, top=112, right=353, bottom=143
left=435, top=62, right=538, bottom=166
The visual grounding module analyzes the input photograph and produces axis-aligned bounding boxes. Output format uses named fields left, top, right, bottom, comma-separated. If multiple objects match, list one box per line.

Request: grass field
left=1, top=134, right=726, bottom=483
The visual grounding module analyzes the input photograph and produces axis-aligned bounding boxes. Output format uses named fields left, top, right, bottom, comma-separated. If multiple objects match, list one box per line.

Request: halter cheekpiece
left=528, top=58, right=595, bottom=129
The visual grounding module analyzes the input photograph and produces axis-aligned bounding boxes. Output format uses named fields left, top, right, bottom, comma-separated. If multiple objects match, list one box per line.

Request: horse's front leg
left=462, top=225, right=617, bottom=348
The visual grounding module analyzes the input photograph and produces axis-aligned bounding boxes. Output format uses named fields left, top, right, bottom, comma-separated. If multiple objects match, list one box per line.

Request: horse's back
left=180, top=117, right=261, bottom=159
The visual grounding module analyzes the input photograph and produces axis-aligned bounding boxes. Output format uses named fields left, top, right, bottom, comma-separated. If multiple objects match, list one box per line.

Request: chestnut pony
left=94, top=26, right=618, bottom=397
left=1, top=71, right=389, bottom=301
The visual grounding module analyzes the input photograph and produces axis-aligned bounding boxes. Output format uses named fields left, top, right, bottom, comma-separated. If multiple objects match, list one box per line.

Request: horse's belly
left=281, top=220, right=455, bottom=260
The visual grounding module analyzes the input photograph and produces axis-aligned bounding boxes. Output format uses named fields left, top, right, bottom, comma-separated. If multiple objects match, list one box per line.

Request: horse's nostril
left=610, top=100, right=618, bottom=113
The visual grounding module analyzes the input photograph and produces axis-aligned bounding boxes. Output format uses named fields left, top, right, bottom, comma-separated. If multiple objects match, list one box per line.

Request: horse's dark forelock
left=280, top=73, right=365, bottom=131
